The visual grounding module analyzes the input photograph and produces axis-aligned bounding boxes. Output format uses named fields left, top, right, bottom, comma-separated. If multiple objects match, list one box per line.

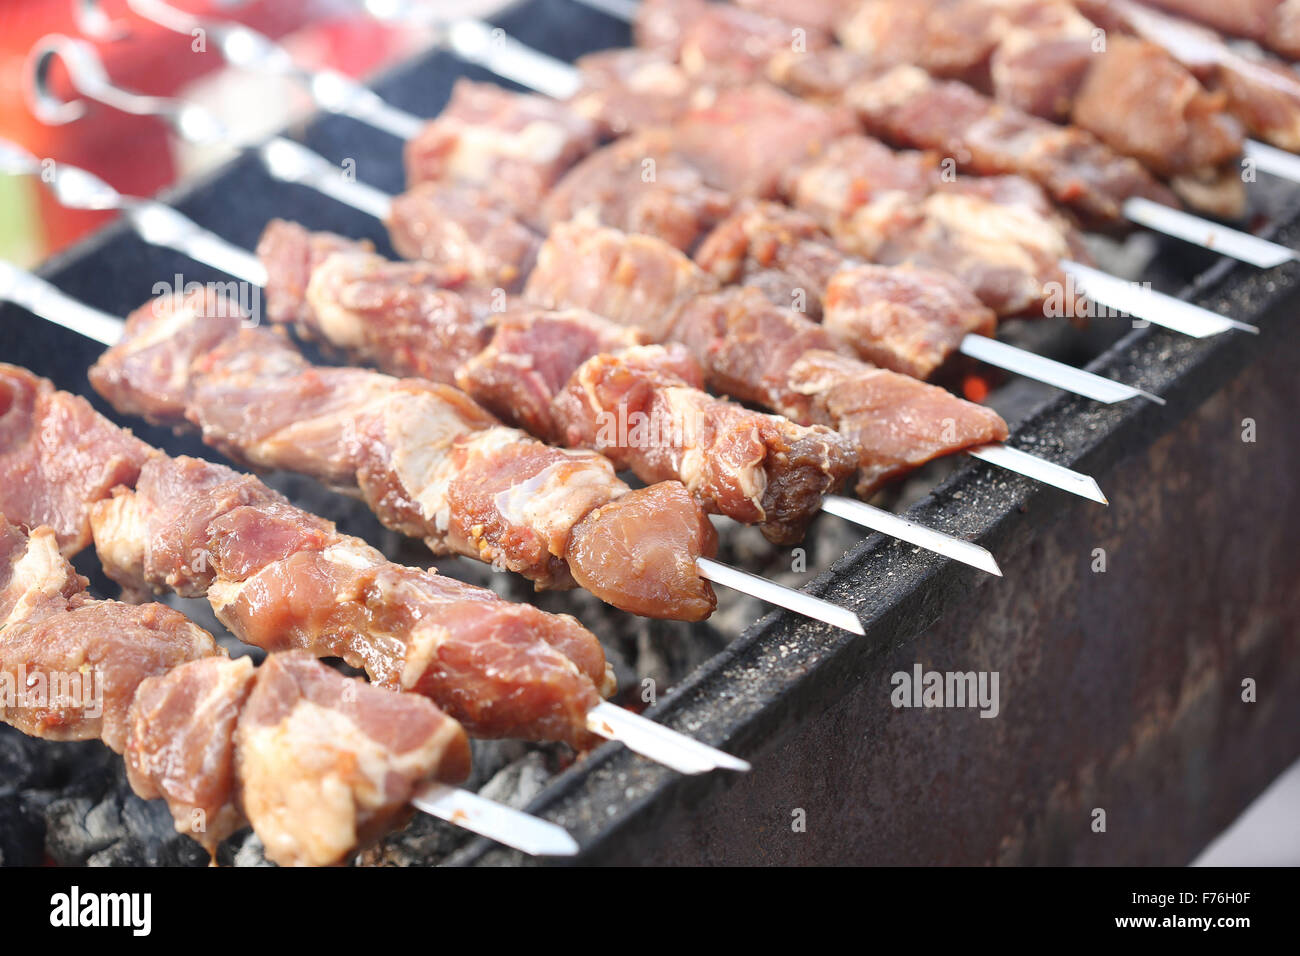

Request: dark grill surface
left=1, top=0, right=1298, bottom=866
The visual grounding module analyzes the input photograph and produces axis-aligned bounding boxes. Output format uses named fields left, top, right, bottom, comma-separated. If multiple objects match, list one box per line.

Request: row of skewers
left=2, top=0, right=1297, bottom=864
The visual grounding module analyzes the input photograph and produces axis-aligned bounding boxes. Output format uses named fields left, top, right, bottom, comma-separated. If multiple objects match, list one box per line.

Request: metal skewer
left=0, top=259, right=755, bottom=774
left=17, top=38, right=1107, bottom=514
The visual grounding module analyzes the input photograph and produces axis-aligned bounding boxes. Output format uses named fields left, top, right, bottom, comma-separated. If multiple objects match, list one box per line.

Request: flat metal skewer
left=411, top=782, right=580, bottom=856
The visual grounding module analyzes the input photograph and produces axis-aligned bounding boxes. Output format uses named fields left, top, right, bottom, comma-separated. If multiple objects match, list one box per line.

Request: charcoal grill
left=1, top=0, right=1298, bottom=866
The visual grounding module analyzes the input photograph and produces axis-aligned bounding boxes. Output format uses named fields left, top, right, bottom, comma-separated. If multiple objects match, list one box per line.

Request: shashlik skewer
left=0, top=360, right=754, bottom=772
left=0, top=261, right=873, bottom=631
left=0, top=147, right=1006, bottom=577
left=80, top=4, right=1287, bottom=277
left=0, top=517, right=579, bottom=863
left=666, top=0, right=1248, bottom=216
left=79, top=0, right=1296, bottom=265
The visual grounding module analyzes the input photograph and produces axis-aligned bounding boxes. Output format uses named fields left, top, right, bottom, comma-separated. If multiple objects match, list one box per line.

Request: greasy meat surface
left=384, top=182, right=540, bottom=290
left=669, top=286, right=856, bottom=421
left=456, top=308, right=647, bottom=442
left=568, top=483, right=718, bottom=620
left=542, top=130, right=734, bottom=252
left=125, top=655, right=255, bottom=855
left=555, top=345, right=856, bottom=544
left=844, top=64, right=1180, bottom=223
left=694, top=202, right=855, bottom=319
left=1078, top=0, right=1300, bottom=153
left=234, top=650, right=471, bottom=867
left=788, top=351, right=1010, bottom=496
left=91, top=454, right=615, bottom=746
left=782, top=135, right=939, bottom=230
left=524, top=216, right=719, bottom=341
left=0, top=365, right=151, bottom=555
left=837, top=175, right=1081, bottom=317
left=403, top=79, right=599, bottom=223
left=669, top=85, right=859, bottom=199
left=255, top=218, right=373, bottom=330
left=0, top=520, right=218, bottom=753
left=836, top=0, right=1244, bottom=204
left=302, top=251, right=492, bottom=385
left=823, top=263, right=998, bottom=379
left=1070, top=35, right=1243, bottom=179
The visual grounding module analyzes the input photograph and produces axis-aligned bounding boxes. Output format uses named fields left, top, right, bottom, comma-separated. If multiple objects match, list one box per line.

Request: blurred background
left=0, top=0, right=450, bottom=264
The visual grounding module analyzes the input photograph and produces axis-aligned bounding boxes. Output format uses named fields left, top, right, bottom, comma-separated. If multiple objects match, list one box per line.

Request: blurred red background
left=0, top=0, right=416, bottom=262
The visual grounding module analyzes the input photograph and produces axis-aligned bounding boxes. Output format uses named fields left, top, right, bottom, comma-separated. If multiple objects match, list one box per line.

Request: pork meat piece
left=524, top=216, right=719, bottom=341
left=669, top=85, right=859, bottom=199
left=788, top=350, right=1010, bottom=496
left=694, top=201, right=858, bottom=319
left=255, top=218, right=373, bottom=330
left=542, top=130, right=734, bottom=252
left=823, top=263, right=998, bottom=379
left=384, top=182, right=540, bottom=290
left=125, top=654, right=255, bottom=855
left=403, top=79, right=599, bottom=223
left=456, top=308, right=648, bottom=442
left=0, top=520, right=218, bottom=752
left=0, top=364, right=152, bottom=556
left=555, top=344, right=856, bottom=544
left=233, top=650, right=471, bottom=867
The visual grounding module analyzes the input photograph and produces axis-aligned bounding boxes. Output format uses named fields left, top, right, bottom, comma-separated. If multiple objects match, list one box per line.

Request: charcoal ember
left=231, top=833, right=275, bottom=868
left=0, top=790, right=45, bottom=865
left=0, top=725, right=47, bottom=789
left=87, top=833, right=209, bottom=867
left=45, top=795, right=127, bottom=865
left=477, top=751, right=554, bottom=808
left=44, top=763, right=180, bottom=865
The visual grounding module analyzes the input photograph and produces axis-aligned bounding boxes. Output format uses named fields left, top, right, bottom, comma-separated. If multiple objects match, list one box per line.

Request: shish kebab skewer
left=1, top=245, right=890, bottom=624
left=0, top=160, right=1008, bottom=576
left=22, top=45, right=1115, bottom=502
left=0, top=518, right=579, bottom=862
left=643, top=0, right=1299, bottom=253
left=0, top=358, right=754, bottom=773
left=25, top=29, right=1238, bottom=360
left=143, top=12, right=1266, bottom=343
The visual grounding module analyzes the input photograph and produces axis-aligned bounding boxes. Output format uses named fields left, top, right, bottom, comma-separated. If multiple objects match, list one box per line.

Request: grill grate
left=1, top=0, right=1298, bottom=865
